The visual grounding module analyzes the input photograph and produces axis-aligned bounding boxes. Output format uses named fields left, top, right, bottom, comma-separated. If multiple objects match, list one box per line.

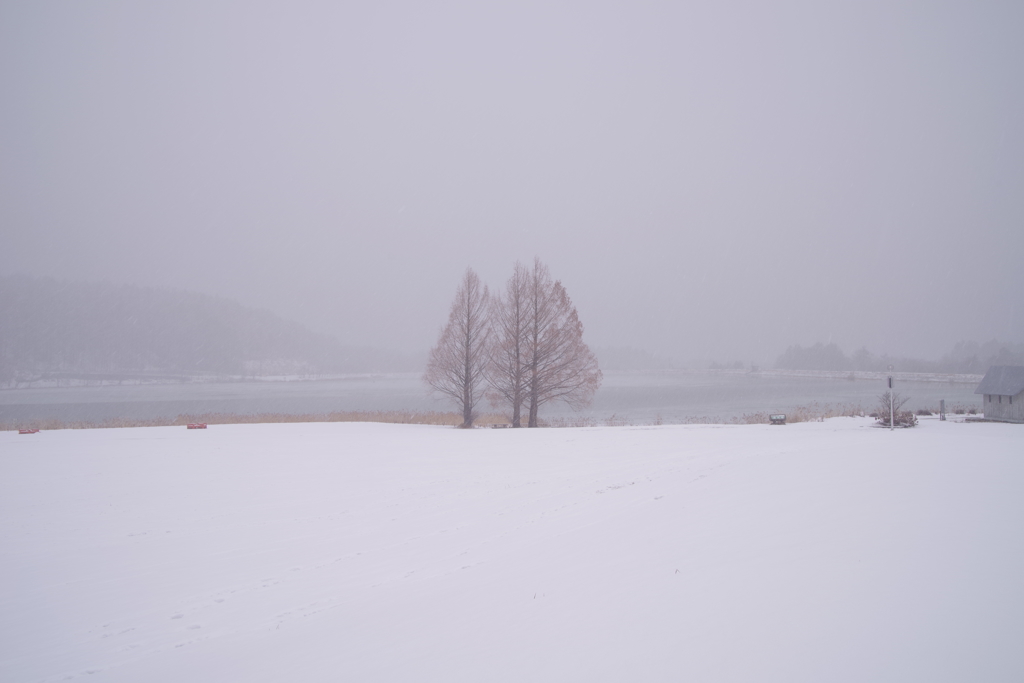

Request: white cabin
left=974, top=366, right=1024, bottom=423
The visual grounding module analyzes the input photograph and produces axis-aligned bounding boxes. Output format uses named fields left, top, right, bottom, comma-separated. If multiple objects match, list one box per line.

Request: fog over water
left=2, top=1, right=1022, bottom=365
left=0, top=372, right=983, bottom=426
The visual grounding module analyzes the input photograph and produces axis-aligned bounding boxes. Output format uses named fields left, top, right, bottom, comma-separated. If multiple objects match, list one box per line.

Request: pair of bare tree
left=424, top=259, right=602, bottom=428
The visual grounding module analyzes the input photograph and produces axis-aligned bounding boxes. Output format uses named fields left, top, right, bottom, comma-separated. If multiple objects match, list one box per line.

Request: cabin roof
left=975, top=365, right=1024, bottom=396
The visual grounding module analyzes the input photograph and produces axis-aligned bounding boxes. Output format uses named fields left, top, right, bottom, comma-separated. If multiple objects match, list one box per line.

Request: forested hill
left=0, top=275, right=414, bottom=384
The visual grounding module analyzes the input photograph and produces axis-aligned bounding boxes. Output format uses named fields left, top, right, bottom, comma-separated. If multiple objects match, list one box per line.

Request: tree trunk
left=463, top=335, right=473, bottom=428
left=486, top=262, right=530, bottom=428
left=528, top=366, right=539, bottom=427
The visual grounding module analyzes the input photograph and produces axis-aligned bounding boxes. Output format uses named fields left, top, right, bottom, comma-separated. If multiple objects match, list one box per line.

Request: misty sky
left=2, top=1, right=1022, bottom=364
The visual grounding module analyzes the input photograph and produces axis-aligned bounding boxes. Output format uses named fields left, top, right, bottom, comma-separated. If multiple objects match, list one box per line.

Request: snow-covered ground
left=2, top=418, right=1022, bottom=682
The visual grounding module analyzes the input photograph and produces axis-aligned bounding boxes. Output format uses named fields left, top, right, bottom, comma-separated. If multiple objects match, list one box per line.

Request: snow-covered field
left=2, top=418, right=1022, bottom=682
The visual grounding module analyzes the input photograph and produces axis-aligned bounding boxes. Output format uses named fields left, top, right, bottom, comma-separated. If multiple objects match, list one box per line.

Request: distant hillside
left=775, top=341, right=1024, bottom=375
left=0, top=275, right=416, bottom=385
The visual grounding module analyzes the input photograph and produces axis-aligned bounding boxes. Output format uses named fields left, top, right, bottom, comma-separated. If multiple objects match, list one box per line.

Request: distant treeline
left=0, top=275, right=415, bottom=384
left=774, top=341, right=1024, bottom=374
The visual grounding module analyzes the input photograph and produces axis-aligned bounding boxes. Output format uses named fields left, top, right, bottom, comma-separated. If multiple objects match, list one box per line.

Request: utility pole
left=888, top=365, right=894, bottom=431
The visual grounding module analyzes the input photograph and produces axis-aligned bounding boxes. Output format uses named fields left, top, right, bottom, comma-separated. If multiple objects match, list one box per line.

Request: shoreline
left=2, top=402, right=981, bottom=433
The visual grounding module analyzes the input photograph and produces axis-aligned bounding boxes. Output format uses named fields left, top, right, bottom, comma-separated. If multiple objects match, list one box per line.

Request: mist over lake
left=0, top=371, right=982, bottom=427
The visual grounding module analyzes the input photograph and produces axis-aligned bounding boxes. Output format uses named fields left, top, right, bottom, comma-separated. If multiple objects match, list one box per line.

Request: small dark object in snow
left=769, top=414, right=786, bottom=425
left=187, top=423, right=207, bottom=430
left=18, top=429, right=40, bottom=434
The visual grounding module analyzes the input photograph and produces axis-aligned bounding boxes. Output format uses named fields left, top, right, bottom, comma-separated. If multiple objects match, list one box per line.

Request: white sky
left=2, top=1, right=1021, bottom=362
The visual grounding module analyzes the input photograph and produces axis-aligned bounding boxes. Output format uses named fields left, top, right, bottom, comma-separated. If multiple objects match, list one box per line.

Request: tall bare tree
left=522, top=258, right=602, bottom=427
left=424, top=268, right=490, bottom=428
left=487, top=261, right=530, bottom=427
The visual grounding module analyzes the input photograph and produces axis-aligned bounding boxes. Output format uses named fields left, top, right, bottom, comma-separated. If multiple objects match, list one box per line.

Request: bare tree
left=522, top=258, right=602, bottom=427
left=424, top=268, right=490, bottom=428
left=487, top=262, right=530, bottom=427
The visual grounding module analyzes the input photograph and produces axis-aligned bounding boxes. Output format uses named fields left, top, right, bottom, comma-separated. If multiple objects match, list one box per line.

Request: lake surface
left=0, top=371, right=983, bottom=426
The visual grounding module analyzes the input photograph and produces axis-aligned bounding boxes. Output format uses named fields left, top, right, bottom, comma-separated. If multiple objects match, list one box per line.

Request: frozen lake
left=0, top=371, right=983, bottom=425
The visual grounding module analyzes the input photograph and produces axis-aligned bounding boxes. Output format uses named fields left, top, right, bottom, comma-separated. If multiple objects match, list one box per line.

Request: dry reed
left=2, top=410, right=510, bottom=432
left=2, top=403, right=872, bottom=432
